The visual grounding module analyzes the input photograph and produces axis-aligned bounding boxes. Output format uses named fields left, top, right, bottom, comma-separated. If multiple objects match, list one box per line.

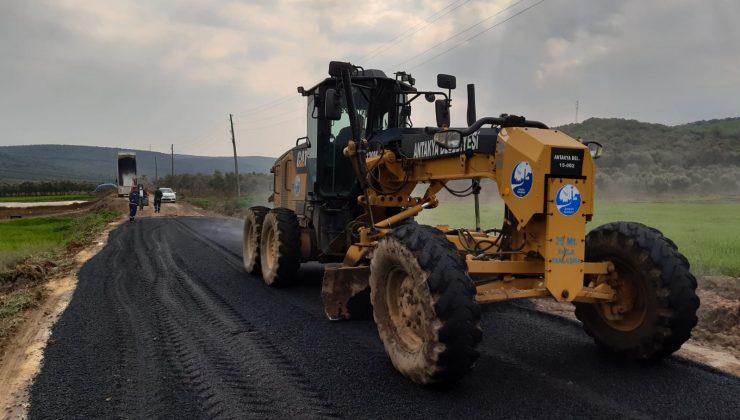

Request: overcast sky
left=1, top=0, right=738, bottom=157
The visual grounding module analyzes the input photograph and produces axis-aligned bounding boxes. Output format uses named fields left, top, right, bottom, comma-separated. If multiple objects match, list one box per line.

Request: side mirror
left=324, top=89, right=342, bottom=121
left=435, top=99, right=450, bottom=128
left=434, top=131, right=462, bottom=149
left=585, top=141, right=603, bottom=159
left=437, top=74, right=456, bottom=90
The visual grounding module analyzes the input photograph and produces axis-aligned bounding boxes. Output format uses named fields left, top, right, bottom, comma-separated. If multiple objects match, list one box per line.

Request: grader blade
left=321, top=264, right=372, bottom=320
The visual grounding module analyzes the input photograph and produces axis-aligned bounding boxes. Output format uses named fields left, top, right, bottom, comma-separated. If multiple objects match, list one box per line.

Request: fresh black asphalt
left=29, top=217, right=740, bottom=419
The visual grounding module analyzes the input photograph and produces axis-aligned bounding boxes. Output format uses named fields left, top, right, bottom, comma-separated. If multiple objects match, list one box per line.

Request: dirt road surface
left=28, top=217, right=740, bottom=419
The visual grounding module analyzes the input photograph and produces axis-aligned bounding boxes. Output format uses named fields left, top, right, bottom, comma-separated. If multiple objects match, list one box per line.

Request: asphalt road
left=30, top=217, right=740, bottom=419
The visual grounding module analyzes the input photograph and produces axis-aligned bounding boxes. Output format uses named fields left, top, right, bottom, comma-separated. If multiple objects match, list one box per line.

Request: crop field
left=0, top=218, right=76, bottom=269
left=417, top=198, right=740, bottom=276
left=0, top=210, right=118, bottom=270
left=0, top=194, right=94, bottom=203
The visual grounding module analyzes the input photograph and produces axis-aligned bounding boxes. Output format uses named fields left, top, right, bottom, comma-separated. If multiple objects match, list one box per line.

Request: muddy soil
left=534, top=275, right=740, bottom=376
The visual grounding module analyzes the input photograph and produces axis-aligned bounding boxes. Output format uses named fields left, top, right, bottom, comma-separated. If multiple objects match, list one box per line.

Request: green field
left=0, top=210, right=118, bottom=271
left=187, top=195, right=266, bottom=215
left=417, top=200, right=740, bottom=277
left=0, top=194, right=95, bottom=203
left=0, top=218, right=76, bottom=269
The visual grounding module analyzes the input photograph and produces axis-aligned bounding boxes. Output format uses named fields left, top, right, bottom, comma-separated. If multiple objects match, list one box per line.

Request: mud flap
left=321, top=264, right=372, bottom=320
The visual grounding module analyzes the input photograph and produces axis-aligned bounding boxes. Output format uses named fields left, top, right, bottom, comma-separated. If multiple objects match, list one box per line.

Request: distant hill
left=0, top=145, right=275, bottom=183
left=2, top=117, right=738, bottom=196
left=556, top=117, right=740, bottom=196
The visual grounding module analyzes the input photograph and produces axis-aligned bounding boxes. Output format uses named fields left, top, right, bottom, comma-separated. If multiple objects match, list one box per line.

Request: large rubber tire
left=259, top=208, right=301, bottom=287
left=369, top=224, right=482, bottom=385
left=242, top=206, right=269, bottom=274
left=575, top=222, right=699, bottom=360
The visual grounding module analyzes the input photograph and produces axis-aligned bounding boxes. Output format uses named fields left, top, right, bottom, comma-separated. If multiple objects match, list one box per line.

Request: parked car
left=160, top=188, right=176, bottom=203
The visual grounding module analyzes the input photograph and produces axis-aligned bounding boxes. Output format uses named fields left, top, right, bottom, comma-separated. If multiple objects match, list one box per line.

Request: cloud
left=0, top=0, right=738, bottom=158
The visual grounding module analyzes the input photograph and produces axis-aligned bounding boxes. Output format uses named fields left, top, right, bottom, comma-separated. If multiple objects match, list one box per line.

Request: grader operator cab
left=243, top=61, right=699, bottom=385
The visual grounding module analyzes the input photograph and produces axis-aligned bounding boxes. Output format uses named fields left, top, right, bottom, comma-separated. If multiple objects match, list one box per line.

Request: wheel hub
left=386, top=266, right=428, bottom=353
left=263, top=225, right=277, bottom=270
left=596, top=267, right=647, bottom=332
left=245, top=223, right=258, bottom=262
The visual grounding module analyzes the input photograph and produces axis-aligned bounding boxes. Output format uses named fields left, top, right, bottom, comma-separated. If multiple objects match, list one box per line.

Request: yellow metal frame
left=336, top=128, right=616, bottom=305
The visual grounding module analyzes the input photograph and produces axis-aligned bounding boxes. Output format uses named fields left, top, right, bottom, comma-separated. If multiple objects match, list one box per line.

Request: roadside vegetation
left=0, top=208, right=121, bottom=347
left=417, top=198, right=740, bottom=277
left=558, top=117, right=740, bottom=198
left=0, top=180, right=96, bottom=197
left=159, top=171, right=272, bottom=216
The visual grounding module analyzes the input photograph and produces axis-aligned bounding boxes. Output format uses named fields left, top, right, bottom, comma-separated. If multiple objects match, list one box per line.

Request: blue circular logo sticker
left=556, top=184, right=581, bottom=216
left=510, top=161, right=533, bottom=198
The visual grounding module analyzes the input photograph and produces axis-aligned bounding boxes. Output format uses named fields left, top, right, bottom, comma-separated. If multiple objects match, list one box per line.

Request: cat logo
left=296, top=149, right=308, bottom=168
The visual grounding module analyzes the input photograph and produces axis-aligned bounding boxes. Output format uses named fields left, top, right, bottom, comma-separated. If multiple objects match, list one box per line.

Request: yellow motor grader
left=243, top=61, right=699, bottom=385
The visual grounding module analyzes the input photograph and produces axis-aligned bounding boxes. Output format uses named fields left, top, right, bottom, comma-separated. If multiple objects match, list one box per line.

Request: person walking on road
left=138, top=185, right=147, bottom=211
left=128, top=186, right=140, bottom=222
left=154, top=187, right=163, bottom=213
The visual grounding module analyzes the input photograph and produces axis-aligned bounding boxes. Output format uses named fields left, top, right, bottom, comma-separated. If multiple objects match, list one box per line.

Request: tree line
left=0, top=180, right=96, bottom=196
left=155, top=171, right=272, bottom=200
left=559, top=117, right=740, bottom=198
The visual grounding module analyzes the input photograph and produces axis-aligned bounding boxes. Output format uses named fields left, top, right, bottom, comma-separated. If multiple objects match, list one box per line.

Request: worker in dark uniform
left=154, top=187, right=163, bottom=213
left=128, top=186, right=139, bottom=222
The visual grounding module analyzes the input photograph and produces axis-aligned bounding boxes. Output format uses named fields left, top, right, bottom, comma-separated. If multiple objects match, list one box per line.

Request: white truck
left=117, top=151, right=137, bottom=196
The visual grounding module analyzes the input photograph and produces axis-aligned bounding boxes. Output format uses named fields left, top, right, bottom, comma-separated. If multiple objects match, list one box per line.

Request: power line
left=360, top=0, right=473, bottom=62
left=233, top=116, right=304, bottom=134
left=231, top=94, right=300, bottom=117
left=180, top=1, right=543, bottom=156
left=407, top=0, right=546, bottom=70
left=393, top=0, right=526, bottom=70
left=176, top=119, right=228, bottom=148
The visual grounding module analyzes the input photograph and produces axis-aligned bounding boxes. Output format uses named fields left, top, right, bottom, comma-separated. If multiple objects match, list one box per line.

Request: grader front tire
left=575, top=222, right=699, bottom=360
left=243, top=206, right=269, bottom=274
left=259, top=209, right=301, bottom=287
left=369, top=224, right=482, bottom=385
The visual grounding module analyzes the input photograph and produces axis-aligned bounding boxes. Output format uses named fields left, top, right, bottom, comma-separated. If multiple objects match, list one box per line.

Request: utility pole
left=230, top=114, right=241, bottom=197
left=575, top=100, right=579, bottom=124
left=171, top=144, right=174, bottom=182
left=154, top=154, right=158, bottom=183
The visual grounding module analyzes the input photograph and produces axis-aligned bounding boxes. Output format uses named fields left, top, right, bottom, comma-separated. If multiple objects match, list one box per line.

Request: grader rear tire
left=575, top=222, right=699, bottom=359
left=243, top=206, right=269, bottom=274
left=259, top=208, right=301, bottom=287
left=370, top=224, right=482, bottom=385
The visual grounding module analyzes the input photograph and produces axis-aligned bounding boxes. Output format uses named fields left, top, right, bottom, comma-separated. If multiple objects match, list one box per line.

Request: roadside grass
left=0, top=288, right=43, bottom=342
left=0, top=218, right=75, bottom=270
left=187, top=196, right=261, bottom=216
left=0, top=209, right=120, bottom=275
left=417, top=199, right=740, bottom=277
left=0, top=209, right=120, bottom=346
left=0, top=194, right=95, bottom=203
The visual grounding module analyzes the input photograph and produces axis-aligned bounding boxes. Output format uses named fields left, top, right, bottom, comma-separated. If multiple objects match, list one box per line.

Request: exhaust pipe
left=467, top=84, right=477, bottom=126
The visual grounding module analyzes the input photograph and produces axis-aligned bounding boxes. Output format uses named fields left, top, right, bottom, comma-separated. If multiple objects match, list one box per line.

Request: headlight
left=433, top=130, right=462, bottom=149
